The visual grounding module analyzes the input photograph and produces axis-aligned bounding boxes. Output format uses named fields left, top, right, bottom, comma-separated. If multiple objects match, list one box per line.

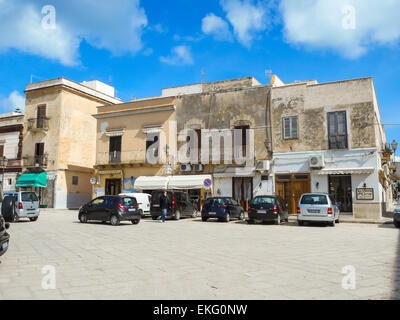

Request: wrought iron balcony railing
left=23, top=155, right=48, bottom=168
left=27, top=117, right=49, bottom=132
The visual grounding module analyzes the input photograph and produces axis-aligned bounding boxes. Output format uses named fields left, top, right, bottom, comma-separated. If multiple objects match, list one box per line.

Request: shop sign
left=356, top=188, right=374, bottom=201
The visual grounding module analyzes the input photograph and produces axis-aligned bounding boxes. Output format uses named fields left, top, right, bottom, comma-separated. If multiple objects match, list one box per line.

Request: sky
left=0, top=0, right=399, bottom=150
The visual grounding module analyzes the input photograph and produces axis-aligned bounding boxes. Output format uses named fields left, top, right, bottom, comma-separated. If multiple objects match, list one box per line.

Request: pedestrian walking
left=160, top=191, right=168, bottom=223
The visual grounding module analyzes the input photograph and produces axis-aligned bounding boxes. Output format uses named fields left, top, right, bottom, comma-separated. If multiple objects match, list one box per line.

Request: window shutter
left=337, top=111, right=346, bottom=135
left=291, top=117, right=299, bottom=139
left=283, top=118, right=291, bottom=139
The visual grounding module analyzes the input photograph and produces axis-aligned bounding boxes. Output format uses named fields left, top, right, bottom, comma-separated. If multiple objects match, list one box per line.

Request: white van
left=119, top=193, right=151, bottom=217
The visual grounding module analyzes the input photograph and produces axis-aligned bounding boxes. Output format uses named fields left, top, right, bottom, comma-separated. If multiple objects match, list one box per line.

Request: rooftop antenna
left=265, top=69, right=272, bottom=84
left=108, top=75, right=112, bottom=86
left=201, top=68, right=205, bottom=84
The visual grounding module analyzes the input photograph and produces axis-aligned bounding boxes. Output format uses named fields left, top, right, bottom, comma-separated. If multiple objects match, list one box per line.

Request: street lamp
left=392, top=140, right=398, bottom=155
left=0, top=156, right=8, bottom=199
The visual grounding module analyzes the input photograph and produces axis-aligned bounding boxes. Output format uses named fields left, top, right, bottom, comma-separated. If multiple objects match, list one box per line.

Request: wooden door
left=293, top=180, right=309, bottom=212
left=276, top=173, right=310, bottom=214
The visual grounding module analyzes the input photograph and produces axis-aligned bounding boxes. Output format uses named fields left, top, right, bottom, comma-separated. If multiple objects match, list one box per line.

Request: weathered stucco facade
left=23, top=78, right=120, bottom=208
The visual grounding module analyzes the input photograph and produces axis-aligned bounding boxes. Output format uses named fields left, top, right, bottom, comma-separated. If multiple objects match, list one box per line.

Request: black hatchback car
left=150, top=190, right=197, bottom=220
left=78, top=196, right=141, bottom=226
left=0, top=216, right=10, bottom=257
left=247, top=195, right=289, bottom=224
left=201, top=197, right=245, bottom=222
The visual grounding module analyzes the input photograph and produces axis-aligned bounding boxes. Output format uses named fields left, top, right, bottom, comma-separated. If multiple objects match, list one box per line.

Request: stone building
left=268, top=76, right=388, bottom=219
left=20, top=78, right=121, bottom=208
left=0, top=112, right=24, bottom=193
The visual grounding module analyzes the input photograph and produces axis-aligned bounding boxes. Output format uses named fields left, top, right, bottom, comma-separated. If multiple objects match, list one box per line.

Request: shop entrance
left=328, top=175, right=352, bottom=212
left=105, top=179, right=122, bottom=195
left=275, top=173, right=311, bottom=214
left=233, top=177, right=253, bottom=211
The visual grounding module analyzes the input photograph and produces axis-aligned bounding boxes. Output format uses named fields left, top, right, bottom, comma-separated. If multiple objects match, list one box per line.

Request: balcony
left=96, top=150, right=147, bottom=166
left=27, top=117, right=49, bottom=132
left=23, top=155, right=48, bottom=168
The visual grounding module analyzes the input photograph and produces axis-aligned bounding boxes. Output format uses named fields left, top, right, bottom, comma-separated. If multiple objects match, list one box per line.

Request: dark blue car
left=201, top=197, right=245, bottom=222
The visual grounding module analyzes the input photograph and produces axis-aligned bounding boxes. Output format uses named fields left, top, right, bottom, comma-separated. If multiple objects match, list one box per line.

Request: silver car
left=297, top=193, right=340, bottom=227
left=3, top=191, right=40, bottom=221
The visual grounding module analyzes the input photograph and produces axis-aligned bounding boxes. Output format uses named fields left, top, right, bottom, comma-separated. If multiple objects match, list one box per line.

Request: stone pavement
left=0, top=209, right=400, bottom=300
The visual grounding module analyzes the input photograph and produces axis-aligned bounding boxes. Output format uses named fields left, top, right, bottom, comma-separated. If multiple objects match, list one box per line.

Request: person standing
left=160, top=191, right=168, bottom=223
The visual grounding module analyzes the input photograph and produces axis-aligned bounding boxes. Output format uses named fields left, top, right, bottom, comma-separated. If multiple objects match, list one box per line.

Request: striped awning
left=316, top=167, right=375, bottom=175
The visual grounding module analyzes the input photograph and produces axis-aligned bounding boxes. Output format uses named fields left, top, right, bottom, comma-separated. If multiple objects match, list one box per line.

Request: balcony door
left=35, top=143, right=45, bottom=166
left=37, top=105, right=46, bottom=129
left=109, top=136, right=121, bottom=164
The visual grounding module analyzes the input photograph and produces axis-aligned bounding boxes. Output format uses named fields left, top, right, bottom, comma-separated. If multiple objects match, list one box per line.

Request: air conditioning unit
left=256, top=160, right=270, bottom=172
left=180, top=164, right=192, bottom=172
left=193, top=164, right=204, bottom=172
left=309, top=155, right=325, bottom=169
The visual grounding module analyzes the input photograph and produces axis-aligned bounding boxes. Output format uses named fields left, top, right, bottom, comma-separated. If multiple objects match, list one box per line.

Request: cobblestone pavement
left=1, top=209, right=399, bottom=300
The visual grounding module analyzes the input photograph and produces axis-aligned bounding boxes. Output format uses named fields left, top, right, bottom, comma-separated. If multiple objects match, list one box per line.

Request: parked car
left=3, top=191, right=40, bottom=222
left=78, top=196, right=141, bottom=226
left=119, top=192, right=151, bottom=217
left=247, top=195, right=289, bottom=224
left=150, top=190, right=197, bottom=220
left=0, top=216, right=10, bottom=257
left=201, top=197, right=245, bottom=222
left=297, top=193, right=340, bottom=226
left=393, top=206, right=400, bottom=228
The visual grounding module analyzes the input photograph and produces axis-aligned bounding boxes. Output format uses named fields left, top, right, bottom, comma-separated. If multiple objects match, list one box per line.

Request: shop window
left=328, top=111, right=348, bottom=149
left=282, top=116, right=299, bottom=140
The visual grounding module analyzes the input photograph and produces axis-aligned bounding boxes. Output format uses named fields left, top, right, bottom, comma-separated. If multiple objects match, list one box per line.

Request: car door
left=87, top=197, right=106, bottom=221
left=278, top=197, right=288, bottom=219
left=228, top=198, right=240, bottom=218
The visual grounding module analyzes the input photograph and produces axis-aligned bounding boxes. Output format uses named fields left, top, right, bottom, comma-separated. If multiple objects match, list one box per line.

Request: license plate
left=153, top=204, right=160, bottom=207
left=2, top=241, right=8, bottom=250
left=128, top=209, right=136, bottom=212
left=308, top=209, right=320, bottom=213
left=209, top=212, right=216, bottom=215
left=257, top=210, right=267, bottom=213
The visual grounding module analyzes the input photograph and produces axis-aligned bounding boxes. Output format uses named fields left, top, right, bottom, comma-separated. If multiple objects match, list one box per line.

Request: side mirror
left=5, top=222, right=10, bottom=229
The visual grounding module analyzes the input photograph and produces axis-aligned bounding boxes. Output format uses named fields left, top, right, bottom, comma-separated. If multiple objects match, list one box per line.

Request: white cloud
left=0, top=91, right=25, bottom=113
left=160, top=45, right=194, bottom=66
left=220, top=0, right=270, bottom=48
left=202, top=13, right=233, bottom=42
left=0, top=0, right=148, bottom=66
left=279, top=0, right=400, bottom=58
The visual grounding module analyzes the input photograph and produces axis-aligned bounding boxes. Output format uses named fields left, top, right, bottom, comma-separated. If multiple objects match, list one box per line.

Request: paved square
left=1, top=209, right=400, bottom=300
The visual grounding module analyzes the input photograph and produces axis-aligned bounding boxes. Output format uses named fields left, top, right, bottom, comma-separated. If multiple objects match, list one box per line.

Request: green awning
left=16, top=172, right=47, bottom=188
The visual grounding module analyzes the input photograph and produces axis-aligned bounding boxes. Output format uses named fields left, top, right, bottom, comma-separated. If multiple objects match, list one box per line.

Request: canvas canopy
left=16, top=172, right=47, bottom=188
left=134, top=175, right=213, bottom=191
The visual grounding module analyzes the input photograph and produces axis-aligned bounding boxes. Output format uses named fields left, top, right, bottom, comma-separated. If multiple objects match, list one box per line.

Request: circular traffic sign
left=90, top=178, right=97, bottom=185
left=203, top=178, right=212, bottom=188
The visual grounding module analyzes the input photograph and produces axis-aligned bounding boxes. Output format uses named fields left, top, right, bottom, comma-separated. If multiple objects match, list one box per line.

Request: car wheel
left=29, top=217, right=38, bottom=222
left=192, top=209, right=198, bottom=218
left=335, top=217, right=340, bottom=223
left=174, top=210, right=181, bottom=220
left=110, top=215, right=120, bottom=226
left=79, top=213, right=88, bottom=224
left=239, top=211, right=245, bottom=221
left=276, top=215, right=281, bottom=225
left=329, top=220, right=335, bottom=227
left=298, top=220, right=304, bottom=226
left=202, top=217, right=208, bottom=222
left=224, top=213, right=230, bottom=223
left=247, top=219, right=255, bottom=224
left=152, top=216, right=158, bottom=220
left=131, top=219, right=140, bottom=225
left=138, top=209, right=144, bottom=217
left=394, top=221, right=400, bottom=229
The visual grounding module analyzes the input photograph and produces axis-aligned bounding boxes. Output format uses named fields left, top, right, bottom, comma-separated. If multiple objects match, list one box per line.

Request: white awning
left=134, top=176, right=169, bottom=190
left=213, top=167, right=255, bottom=178
left=168, top=175, right=213, bottom=190
left=316, top=167, right=375, bottom=175
left=134, top=175, right=213, bottom=190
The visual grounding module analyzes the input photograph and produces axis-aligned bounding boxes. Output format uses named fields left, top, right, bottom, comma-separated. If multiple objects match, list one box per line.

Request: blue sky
left=0, top=0, right=399, bottom=150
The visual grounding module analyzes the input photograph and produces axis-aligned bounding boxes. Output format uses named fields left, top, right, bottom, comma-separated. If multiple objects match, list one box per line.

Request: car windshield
left=300, top=195, right=328, bottom=205
left=204, top=198, right=226, bottom=206
left=22, top=192, right=39, bottom=202
left=251, top=197, right=275, bottom=205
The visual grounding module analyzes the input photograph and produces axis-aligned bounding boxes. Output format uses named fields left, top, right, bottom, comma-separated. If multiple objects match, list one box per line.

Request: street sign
left=90, top=178, right=97, bottom=185
left=203, top=178, right=212, bottom=189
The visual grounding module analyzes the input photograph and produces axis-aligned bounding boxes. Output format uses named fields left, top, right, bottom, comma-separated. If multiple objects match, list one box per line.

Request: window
left=328, top=111, right=348, bottom=149
left=251, top=197, right=275, bottom=205
left=146, top=132, right=159, bottom=161
left=37, top=105, right=47, bottom=129
left=109, top=136, right=121, bottom=163
left=282, top=116, right=299, bottom=140
left=234, top=125, right=250, bottom=157
left=92, top=197, right=105, bottom=206
left=0, top=145, right=3, bottom=158
left=22, top=192, right=39, bottom=202
left=300, top=195, right=328, bottom=205
left=72, top=176, right=78, bottom=185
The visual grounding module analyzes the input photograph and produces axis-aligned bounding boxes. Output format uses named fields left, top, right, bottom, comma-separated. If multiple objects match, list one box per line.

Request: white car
left=297, top=193, right=340, bottom=227
left=119, top=193, right=151, bottom=217
left=3, top=191, right=40, bottom=222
